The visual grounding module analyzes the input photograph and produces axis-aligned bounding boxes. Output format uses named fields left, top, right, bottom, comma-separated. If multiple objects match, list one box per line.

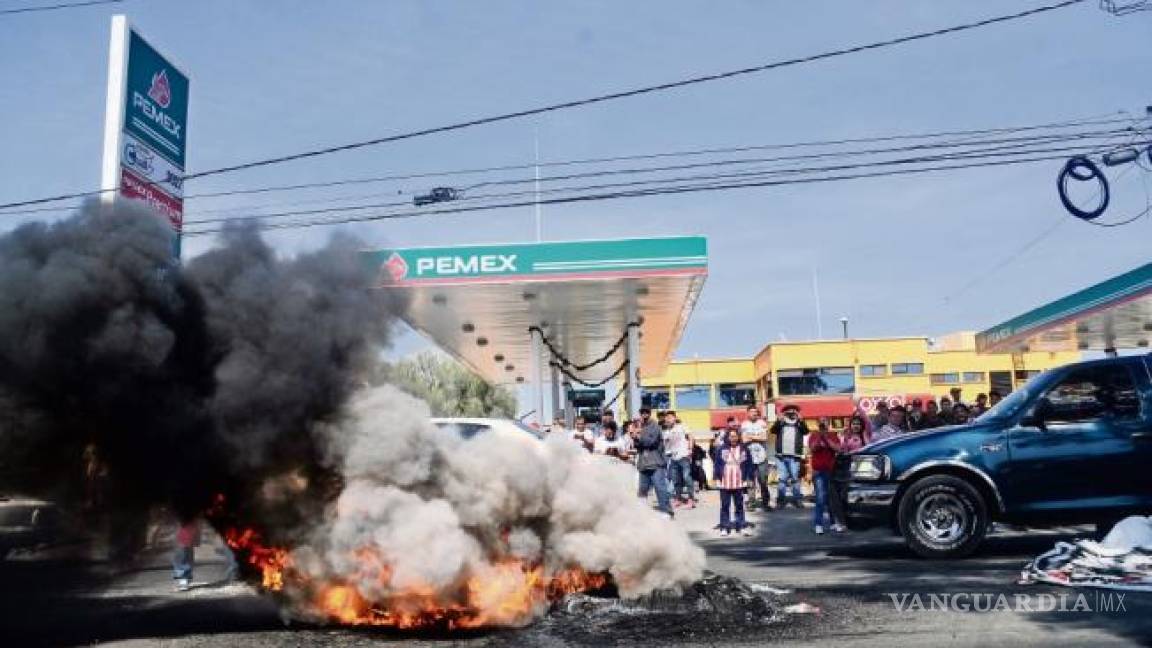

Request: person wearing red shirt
left=808, top=418, right=844, bottom=535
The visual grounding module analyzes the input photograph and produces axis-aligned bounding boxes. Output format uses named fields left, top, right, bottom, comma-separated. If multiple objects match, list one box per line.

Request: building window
left=717, top=383, right=756, bottom=407
left=674, top=384, right=711, bottom=410
left=891, top=363, right=924, bottom=375
left=641, top=387, right=670, bottom=411
left=777, top=367, right=855, bottom=396
left=930, top=373, right=960, bottom=385
left=859, top=364, right=887, bottom=377
left=962, top=371, right=985, bottom=383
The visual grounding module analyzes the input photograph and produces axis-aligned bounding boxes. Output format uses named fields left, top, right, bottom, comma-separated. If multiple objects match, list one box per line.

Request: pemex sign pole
left=100, top=15, right=190, bottom=260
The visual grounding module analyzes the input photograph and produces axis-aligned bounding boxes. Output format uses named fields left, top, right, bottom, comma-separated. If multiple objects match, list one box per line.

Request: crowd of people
left=550, top=385, right=999, bottom=538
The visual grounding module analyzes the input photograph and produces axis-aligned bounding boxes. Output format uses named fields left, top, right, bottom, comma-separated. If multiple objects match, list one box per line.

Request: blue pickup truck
left=837, top=354, right=1152, bottom=558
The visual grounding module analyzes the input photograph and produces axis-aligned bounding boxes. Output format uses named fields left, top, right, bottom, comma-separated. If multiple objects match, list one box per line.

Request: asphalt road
left=2, top=492, right=1150, bottom=647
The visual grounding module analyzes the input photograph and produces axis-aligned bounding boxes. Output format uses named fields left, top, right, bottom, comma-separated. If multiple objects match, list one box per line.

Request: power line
left=179, top=131, right=1141, bottom=227
left=9, top=126, right=1134, bottom=229
left=2, top=114, right=1134, bottom=219
left=0, top=0, right=1089, bottom=211
left=97, top=125, right=1152, bottom=225
left=0, top=0, right=122, bottom=16
left=182, top=148, right=1127, bottom=238
left=184, top=114, right=1134, bottom=201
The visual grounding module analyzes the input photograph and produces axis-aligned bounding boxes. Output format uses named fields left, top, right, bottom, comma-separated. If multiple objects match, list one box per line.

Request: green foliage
left=379, top=351, right=517, bottom=418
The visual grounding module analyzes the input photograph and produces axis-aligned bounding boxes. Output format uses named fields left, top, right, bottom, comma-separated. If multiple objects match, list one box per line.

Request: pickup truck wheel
left=897, top=475, right=989, bottom=559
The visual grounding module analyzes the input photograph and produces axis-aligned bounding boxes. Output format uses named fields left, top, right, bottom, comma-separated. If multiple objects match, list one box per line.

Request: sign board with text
left=101, top=15, right=189, bottom=258
left=366, top=237, right=708, bottom=287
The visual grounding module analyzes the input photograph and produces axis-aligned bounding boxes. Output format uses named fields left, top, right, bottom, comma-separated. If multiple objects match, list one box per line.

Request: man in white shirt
left=662, top=410, right=696, bottom=508
left=740, top=404, right=773, bottom=510
left=571, top=416, right=595, bottom=451
left=592, top=421, right=632, bottom=461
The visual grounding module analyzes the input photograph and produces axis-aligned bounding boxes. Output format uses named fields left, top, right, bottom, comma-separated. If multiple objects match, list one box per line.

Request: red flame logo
left=148, top=69, right=172, bottom=109
left=384, top=253, right=408, bottom=283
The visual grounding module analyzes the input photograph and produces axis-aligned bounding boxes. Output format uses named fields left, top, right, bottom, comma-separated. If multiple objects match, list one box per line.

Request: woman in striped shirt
left=712, top=418, right=755, bottom=537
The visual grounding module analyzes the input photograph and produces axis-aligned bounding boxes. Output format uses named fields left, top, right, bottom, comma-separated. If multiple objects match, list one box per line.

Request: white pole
left=625, top=322, right=642, bottom=419
left=531, top=329, right=545, bottom=428
left=534, top=126, right=543, bottom=242
left=100, top=15, right=130, bottom=202
left=550, top=362, right=561, bottom=424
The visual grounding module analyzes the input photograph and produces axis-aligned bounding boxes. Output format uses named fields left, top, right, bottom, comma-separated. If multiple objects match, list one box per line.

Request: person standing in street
left=635, top=408, right=673, bottom=518
left=739, top=404, right=772, bottom=511
left=923, top=400, right=943, bottom=429
left=662, top=410, right=696, bottom=508
left=172, top=518, right=200, bottom=591
left=951, top=403, right=973, bottom=425
left=593, top=421, right=632, bottom=461
left=871, top=405, right=907, bottom=442
left=972, top=393, right=989, bottom=417
left=598, top=409, right=616, bottom=436
left=938, top=396, right=955, bottom=424
left=988, top=389, right=1003, bottom=408
left=808, top=419, right=844, bottom=535
left=869, top=400, right=890, bottom=432
left=841, top=415, right=870, bottom=453
left=906, top=399, right=928, bottom=431
left=771, top=404, right=808, bottom=509
left=949, top=386, right=964, bottom=407
left=572, top=415, right=596, bottom=452
left=713, top=418, right=754, bottom=537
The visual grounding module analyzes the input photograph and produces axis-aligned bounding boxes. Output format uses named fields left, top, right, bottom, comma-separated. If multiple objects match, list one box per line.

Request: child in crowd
left=840, top=415, right=870, bottom=453
left=712, top=417, right=755, bottom=537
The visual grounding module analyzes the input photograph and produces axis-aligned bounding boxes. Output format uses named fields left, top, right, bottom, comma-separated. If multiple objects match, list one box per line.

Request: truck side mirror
left=1020, top=398, right=1051, bottom=430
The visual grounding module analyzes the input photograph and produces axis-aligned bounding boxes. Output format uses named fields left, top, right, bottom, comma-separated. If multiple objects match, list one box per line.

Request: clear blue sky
left=1, top=0, right=1149, bottom=359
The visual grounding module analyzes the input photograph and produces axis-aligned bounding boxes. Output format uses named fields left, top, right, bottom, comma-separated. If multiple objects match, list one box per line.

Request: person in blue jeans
left=662, top=411, right=696, bottom=508
left=172, top=519, right=200, bottom=591
left=770, top=403, right=809, bottom=508
left=635, top=408, right=673, bottom=518
left=808, top=418, right=845, bottom=534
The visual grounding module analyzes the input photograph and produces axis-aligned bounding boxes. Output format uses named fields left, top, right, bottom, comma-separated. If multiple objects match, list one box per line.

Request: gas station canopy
left=976, top=261, right=1152, bottom=354
left=361, top=237, right=708, bottom=390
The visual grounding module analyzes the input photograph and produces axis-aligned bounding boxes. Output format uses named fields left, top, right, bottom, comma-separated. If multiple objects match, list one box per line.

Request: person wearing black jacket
left=770, top=404, right=809, bottom=509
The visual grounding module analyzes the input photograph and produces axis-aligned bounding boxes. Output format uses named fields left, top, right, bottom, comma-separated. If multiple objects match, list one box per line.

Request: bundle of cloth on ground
left=1019, top=516, right=1152, bottom=592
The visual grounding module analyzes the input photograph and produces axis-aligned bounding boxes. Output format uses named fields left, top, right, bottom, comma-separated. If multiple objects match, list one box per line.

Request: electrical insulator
left=1102, top=148, right=1140, bottom=166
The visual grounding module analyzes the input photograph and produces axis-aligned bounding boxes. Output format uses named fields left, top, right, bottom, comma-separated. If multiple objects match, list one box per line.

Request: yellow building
left=641, top=332, right=1079, bottom=434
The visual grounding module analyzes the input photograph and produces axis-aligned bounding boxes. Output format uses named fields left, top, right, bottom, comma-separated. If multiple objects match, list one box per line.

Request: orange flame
left=224, top=526, right=608, bottom=628
left=224, top=527, right=293, bottom=592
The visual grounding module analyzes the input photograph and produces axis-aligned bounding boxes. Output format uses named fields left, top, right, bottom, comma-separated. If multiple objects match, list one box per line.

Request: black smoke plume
left=0, top=201, right=399, bottom=548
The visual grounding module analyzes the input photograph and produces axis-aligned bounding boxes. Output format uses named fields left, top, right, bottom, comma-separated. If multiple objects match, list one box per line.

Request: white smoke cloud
left=298, top=384, right=705, bottom=614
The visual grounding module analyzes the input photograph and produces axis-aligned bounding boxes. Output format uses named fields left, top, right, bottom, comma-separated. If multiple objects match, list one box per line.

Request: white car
left=430, top=417, right=543, bottom=442
left=0, top=495, right=63, bottom=559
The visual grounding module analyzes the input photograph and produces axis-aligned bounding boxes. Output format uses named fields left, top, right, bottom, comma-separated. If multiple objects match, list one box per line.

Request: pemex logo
left=383, top=252, right=409, bottom=283
left=148, top=68, right=172, bottom=109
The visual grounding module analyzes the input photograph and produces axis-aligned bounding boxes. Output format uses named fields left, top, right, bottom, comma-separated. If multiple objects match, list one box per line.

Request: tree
left=379, top=351, right=517, bottom=418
